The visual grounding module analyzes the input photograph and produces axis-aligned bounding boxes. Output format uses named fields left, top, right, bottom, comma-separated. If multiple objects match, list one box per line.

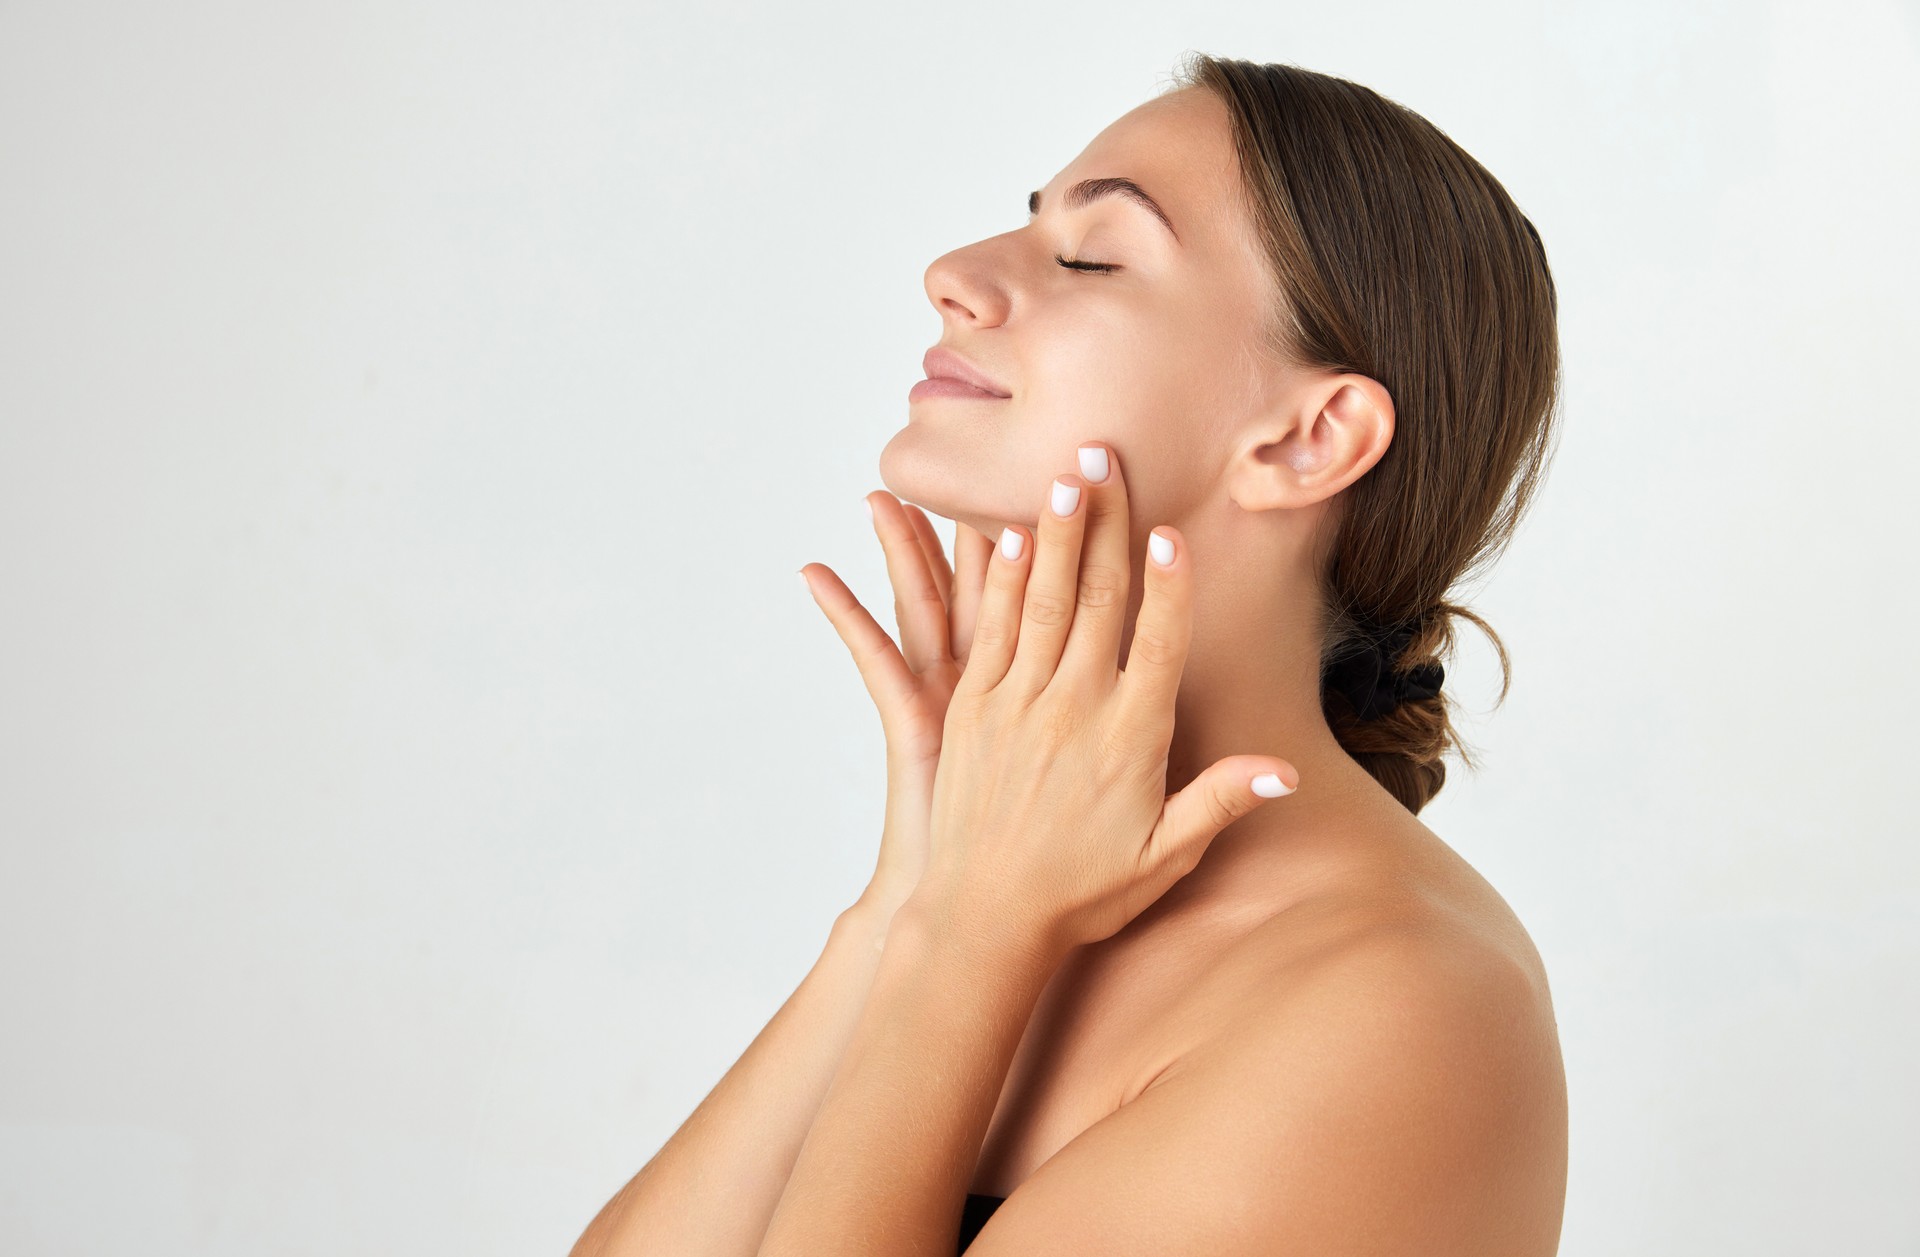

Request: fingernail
left=862, top=496, right=874, bottom=522
left=1148, top=529, right=1175, bottom=566
left=1051, top=479, right=1080, bottom=517
left=1251, top=772, right=1295, bottom=798
left=1078, top=445, right=1110, bottom=483
left=999, top=527, right=1025, bottom=560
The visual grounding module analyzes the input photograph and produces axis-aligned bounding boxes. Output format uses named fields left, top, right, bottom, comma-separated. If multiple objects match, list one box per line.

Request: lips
left=919, top=346, right=1011, bottom=398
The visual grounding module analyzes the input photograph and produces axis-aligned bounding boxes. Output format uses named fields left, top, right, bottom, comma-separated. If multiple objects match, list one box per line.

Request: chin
left=877, top=424, right=1020, bottom=541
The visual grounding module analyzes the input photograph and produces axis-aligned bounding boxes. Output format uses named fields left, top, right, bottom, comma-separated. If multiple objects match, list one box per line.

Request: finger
left=948, top=524, right=994, bottom=664
left=901, top=503, right=953, bottom=609
left=1004, top=471, right=1090, bottom=697
left=865, top=491, right=951, bottom=675
left=1114, top=525, right=1194, bottom=737
left=959, top=523, right=1035, bottom=694
left=798, top=561, right=919, bottom=721
left=1152, top=755, right=1299, bottom=866
left=1056, top=441, right=1131, bottom=690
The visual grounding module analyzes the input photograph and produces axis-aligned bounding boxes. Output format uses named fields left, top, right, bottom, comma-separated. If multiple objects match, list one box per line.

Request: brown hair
left=1169, top=53, right=1563, bottom=815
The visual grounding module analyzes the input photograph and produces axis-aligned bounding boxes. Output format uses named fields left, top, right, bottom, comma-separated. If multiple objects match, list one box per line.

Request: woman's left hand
left=909, top=441, right=1301, bottom=960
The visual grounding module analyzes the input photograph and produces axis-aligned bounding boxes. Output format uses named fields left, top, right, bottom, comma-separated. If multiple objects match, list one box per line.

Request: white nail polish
left=1078, top=445, right=1109, bottom=483
left=1148, top=530, right=1174, bottom=566
left=1251, top=773, right=1295, bottom=798
left=999, top=527, right=1025, bottom=560
left=1051, top=480, right=1080, bottom=517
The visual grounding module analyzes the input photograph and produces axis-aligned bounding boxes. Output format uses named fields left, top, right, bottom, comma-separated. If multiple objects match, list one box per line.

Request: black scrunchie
left=1324, top=615, right=1445, bottom=723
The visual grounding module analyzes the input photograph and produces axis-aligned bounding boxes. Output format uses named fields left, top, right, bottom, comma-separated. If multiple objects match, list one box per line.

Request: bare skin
left=967, top=777, right=1561, bottom=1206
left=873, top=84, right=1565, bottom=1237
left=572, top=82, right=1566, bottom=1255
left=768, top=448, right=1565, bottom=1254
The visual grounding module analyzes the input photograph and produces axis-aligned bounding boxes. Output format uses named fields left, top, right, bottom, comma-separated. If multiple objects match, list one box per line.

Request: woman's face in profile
left=880, top=85, right=1285, bottom=544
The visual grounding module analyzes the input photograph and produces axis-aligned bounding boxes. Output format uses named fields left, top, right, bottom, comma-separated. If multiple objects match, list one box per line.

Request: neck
left=1110, top=509, right=1407, bottom=925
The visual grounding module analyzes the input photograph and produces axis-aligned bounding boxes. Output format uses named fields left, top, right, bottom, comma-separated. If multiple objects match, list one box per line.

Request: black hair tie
left=1324, top=614, right=1445, bottom=723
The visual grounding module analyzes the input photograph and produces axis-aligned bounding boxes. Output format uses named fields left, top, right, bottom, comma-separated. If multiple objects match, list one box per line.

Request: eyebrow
left=1027, top=177, right=1180, bottom=243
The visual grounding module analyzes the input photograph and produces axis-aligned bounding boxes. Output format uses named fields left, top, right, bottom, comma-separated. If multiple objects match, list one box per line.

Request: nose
left=923, top=242, right=1011, bottom=328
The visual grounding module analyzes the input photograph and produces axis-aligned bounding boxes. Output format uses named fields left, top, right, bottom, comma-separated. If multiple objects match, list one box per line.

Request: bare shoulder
left=1239, top=829, right=1560, bottom=1029
left=1143, top=809, right=1561, bottom=1050
left=1218, top=868, right=1566, bottom=1111
left=1230, top=814, right=1562, bottom=1096
left=969, top=828, right=1569, bottom=1255
left=1177, top=830, right=1567, bottom=1248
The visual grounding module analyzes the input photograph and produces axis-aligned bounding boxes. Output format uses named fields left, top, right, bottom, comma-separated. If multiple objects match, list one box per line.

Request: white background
left=3, top=2, right=1916, bottom=1253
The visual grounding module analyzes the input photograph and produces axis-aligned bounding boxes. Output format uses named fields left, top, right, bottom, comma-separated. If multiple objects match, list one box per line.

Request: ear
left=1226, top=373, right=1395, bottom=513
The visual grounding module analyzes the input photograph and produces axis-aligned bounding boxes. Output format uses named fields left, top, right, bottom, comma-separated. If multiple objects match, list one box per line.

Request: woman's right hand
left=800, top=493, right=994, bottom=921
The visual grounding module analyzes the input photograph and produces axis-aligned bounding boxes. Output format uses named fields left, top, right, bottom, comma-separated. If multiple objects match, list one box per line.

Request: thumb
left=1155, top=756, right=1299, bottom=859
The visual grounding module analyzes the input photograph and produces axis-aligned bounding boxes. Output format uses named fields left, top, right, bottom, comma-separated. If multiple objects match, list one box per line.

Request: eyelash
left=1054, top=254, right=1119, bottom=274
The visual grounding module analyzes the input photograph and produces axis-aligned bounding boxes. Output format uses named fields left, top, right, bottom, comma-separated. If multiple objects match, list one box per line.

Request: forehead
left=1054, top=87, right=1249, bottom=246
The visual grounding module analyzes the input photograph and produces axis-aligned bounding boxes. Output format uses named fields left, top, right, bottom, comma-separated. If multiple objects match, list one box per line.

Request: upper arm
left=964, top=929, right=1567, bottom=1257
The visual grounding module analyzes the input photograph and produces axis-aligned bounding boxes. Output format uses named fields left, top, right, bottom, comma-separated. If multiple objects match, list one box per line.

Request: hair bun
left=1324, top=613, right=1445, bottom=722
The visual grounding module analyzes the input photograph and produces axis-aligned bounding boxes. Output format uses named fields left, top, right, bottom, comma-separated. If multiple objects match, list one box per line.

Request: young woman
left=573, top=54, right=1567, bottom=1257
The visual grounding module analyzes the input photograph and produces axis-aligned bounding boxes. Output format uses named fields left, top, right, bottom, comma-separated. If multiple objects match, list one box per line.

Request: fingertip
left=1049, top=476, right=1084, bottom=518
left=1250, top=770, right=1295, bottom=799
left=1076, top=443, right=1112, bottom=484
left=1147, top=527, right=1177, bottom=568
left=1249, top=759, right=1300, bottom=797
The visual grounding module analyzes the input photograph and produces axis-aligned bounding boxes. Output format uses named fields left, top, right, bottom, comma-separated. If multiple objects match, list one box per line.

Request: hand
left=800, top=493, right=996, bottom=916
left=911, top=443, right=1301, bottom=958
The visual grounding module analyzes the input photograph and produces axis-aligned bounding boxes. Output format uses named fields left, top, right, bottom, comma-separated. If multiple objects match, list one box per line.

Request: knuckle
left=969, top=614, right=1013, bottom=655
left=1202, top=787, right=1241, bottom=832
left=1075, top=564, right=1127, bottom=611
left=1128, top=624, right=1183, bottom=669
left=945, top=677, right=991, bottom=721
left=902, top=584, right=946, bottom=609
left=1023, top=589, right=1075, bottom=628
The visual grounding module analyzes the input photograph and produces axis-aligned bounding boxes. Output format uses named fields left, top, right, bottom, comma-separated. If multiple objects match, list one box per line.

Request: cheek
left=1017, top=361, right=1207, bottom=525
left=1043, top=307, right=1230, bottom=439
left=1028, top=306, right=1172, bottom=424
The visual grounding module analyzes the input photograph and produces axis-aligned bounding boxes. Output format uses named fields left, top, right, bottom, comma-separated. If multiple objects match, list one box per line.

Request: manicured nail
left=1078, top=445, right=1109, bottom=483
left=1051, top=479, right=1080, bottom=517
left=1148, top=529, right=1175, bottom=566
left=999, top=527, right=1025, bottom=560
left=863, top=496, right=874, bottom=522
left=1251, top=772, right=1295, bottom=798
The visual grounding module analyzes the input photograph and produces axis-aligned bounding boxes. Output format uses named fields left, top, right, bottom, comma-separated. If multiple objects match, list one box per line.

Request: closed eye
left=1055, top=254, right=1120, bottom=274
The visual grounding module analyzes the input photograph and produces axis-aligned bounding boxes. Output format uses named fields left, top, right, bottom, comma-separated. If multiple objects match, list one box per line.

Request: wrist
left=852, top=872, right=916, bottom=914
left=893, top=882, right=1071, bottom=979
left=834, top=891, right=909, bottom=950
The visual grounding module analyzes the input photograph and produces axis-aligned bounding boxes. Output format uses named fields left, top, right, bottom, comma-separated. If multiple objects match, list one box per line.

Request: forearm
left=569, top=899, right=904, bottom=1257
left=756, top=896, right=1062, bottom=1257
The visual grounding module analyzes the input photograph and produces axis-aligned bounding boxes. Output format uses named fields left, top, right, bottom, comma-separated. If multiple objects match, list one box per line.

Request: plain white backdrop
left=2, top=1, right=1916, bottom=1253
